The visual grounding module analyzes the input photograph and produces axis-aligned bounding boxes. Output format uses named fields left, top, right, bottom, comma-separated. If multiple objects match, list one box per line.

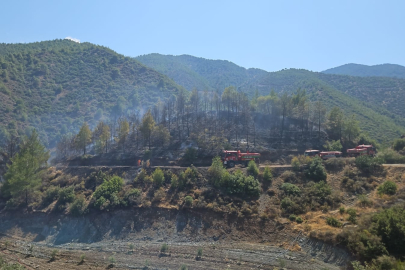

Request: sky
left=1, top=0, right=404, bottom=72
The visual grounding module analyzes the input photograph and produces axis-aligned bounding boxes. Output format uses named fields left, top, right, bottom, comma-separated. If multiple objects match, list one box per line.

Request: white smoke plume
left=65, top=36, right=80, bottom=43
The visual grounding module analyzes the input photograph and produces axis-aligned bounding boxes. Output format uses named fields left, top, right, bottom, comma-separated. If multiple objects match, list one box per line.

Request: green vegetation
left=196, top=247, right=203, bottom=258
left=305, top=157, right=327, bottom=181
left=0, top=40, right=183, bottom=147
left=92, top=176, right=124, bottom=210
left=377, top=181, right=397, bottom=195
left=340, top=205, right=405, bottom=266
left=280, top=183, right=301, bottom=196
left=247, top=160, right=259, bottom=177
left=0, top=256, right=25, bottom=270
left=160, top=243, right=169, bottom=253
left=326, top=217, right=342, bottom=228
left=1, top=130, right=49, bottom=205
left=262, top=167, right=273, bottom=182
left=138, top=54, right=405, bottom=143
left=355, top=156, right=383, bottom=173
left=152, top=167, right=165, bottom=187
left=184, top=196, right=193, bottom=206
left=323, top=63, right=405, bottom=79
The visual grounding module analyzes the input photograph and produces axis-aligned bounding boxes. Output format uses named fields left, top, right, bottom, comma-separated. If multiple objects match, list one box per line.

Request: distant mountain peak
left=322, top=63, right=405, bottom=79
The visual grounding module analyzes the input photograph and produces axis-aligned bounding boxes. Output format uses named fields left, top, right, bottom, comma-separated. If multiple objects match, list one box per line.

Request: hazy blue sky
left=1, top=0, right=404, bottom=72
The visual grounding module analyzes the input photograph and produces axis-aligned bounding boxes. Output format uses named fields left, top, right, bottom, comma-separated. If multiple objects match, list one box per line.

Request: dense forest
left=137, top=54, right=405, bottom=143
left=0, top=40, right=184, bottom=147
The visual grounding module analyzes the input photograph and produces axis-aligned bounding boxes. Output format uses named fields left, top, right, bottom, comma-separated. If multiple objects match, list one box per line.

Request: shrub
left=184, top=196, right=193, bottom=207
left=291, top=157, right=301, bottom=171
left=247, top=160, right=259, bottom=177
left=306, top=181, right=332, bottom=201
left=296, top=216, right=303, bottom=223
left=281, top=183, right=301, bottom=196
left=93, top=176, right=123, bottom=202
left=393, top=138, right=405, bottom=151
left=326, top=217, right=342, bottom=227
left=377, top=149, right=405, bottom=164
left=153, top=188, right=166, bottom=203
left=342, top=230, right=388, bottom=261
left=196, top=247, right=203, bottom=258
left=69, top=195, right=86, bottom=216
left=339, top=206, right=345, bottom=214
left=289, top=214, right=296, bottom=221
left=109, top=256, right=116, bottom=266
left=184, top=165, right=199, bottom=183
left=280, top=170, right=297, bottom=182
left=358, top=194, right=372, bottom=207
left=324, top=158, right=346, bottom=171
left=280, top=197, right=300, bottom=214
left=377, top=181, right=397, bottom=195
left=305, top=157, right=327, bottom=181
left=180, top=265, right=188, bottom=270
left=152, top=167, right=165, bottom=187
left=355, top=156, right=383, bottom=173
left=371, top=206, right=405, bottom=256
left=222, top=170, right=261, bottom=198
left=50, top=249, right=58, bottom=261
left=42, top=186, right=61, bottom=205
left=80, top=254, right=86, bottom=263
left=347, top=208, right=357, bottom=224
left=57, top=186, right=75, bottom=205
left=262, top=167, right=273, bottom=182
left=124, top=188, right=141, bottom=205
left=160, top=243, right=169, bottom=253
left=134, top=168, right=148, bottom=183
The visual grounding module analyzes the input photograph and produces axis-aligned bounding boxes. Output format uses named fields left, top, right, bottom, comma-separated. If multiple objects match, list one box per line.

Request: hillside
left=136, top=54, right=405, bottom=143
left=254, top=69, right=405, bottom=142
left=0, top=40, right=184, bottom=146
left=322, top=63, right=405, bottom=79
left=136, top=53, right=267, bottom=91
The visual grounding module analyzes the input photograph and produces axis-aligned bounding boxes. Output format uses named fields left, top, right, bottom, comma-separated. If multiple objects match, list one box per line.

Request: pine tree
left=117, top=119, right=130, bottom=152
left=76, top=122, right=92, bottom=155
left=2, top=130, right=49, bottom=205
left=140, top=110, right=155, bottom=150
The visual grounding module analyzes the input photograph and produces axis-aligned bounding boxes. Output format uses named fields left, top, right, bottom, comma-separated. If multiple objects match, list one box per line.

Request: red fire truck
left=221, top=150, right=260, bottom=168
left=347, top=145, right=376, bottom=157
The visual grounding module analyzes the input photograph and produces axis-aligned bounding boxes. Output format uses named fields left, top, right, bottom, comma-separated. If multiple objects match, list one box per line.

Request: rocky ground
left=0, top=207, right=350, bottom=270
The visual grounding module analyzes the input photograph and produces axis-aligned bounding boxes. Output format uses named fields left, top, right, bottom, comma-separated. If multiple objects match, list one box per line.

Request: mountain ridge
left=322, top=63, right=405, bottom=79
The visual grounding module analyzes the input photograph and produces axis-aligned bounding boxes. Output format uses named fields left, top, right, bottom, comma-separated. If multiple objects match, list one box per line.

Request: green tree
left=2, top=130, right=49, bottom=205
left=344, top=114, right=361, bottom=142
left=327, top=107, right=344, bottom=141
left=117, top=119, right=129, bottom=152
left=140, top=110, right=155, bottom=149
left=263, top=167, right=273, bottom=182
left=76, top=122, right=92, bottom=155
left=247, top=160, right=259, bottom=177
left=208, top=156, right=225, bottom=187
left=152, top=167, right=165, bottom=187
left=324, top=140, right=343, bottom=151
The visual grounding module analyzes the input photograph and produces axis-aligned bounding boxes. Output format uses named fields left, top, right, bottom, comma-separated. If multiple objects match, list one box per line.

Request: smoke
left=65, top=36, right=80, bottom=43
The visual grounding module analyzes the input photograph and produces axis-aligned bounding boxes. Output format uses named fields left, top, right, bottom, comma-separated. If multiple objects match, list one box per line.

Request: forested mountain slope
left=255, top=69, right=405, bottom=142
left=322, top=63, right=405, bottom=79
left=136, top=53, right=405, bottom=143
left=136, top=53, right=267, bottom=91
left=0, top=40, right=184, bottom=146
